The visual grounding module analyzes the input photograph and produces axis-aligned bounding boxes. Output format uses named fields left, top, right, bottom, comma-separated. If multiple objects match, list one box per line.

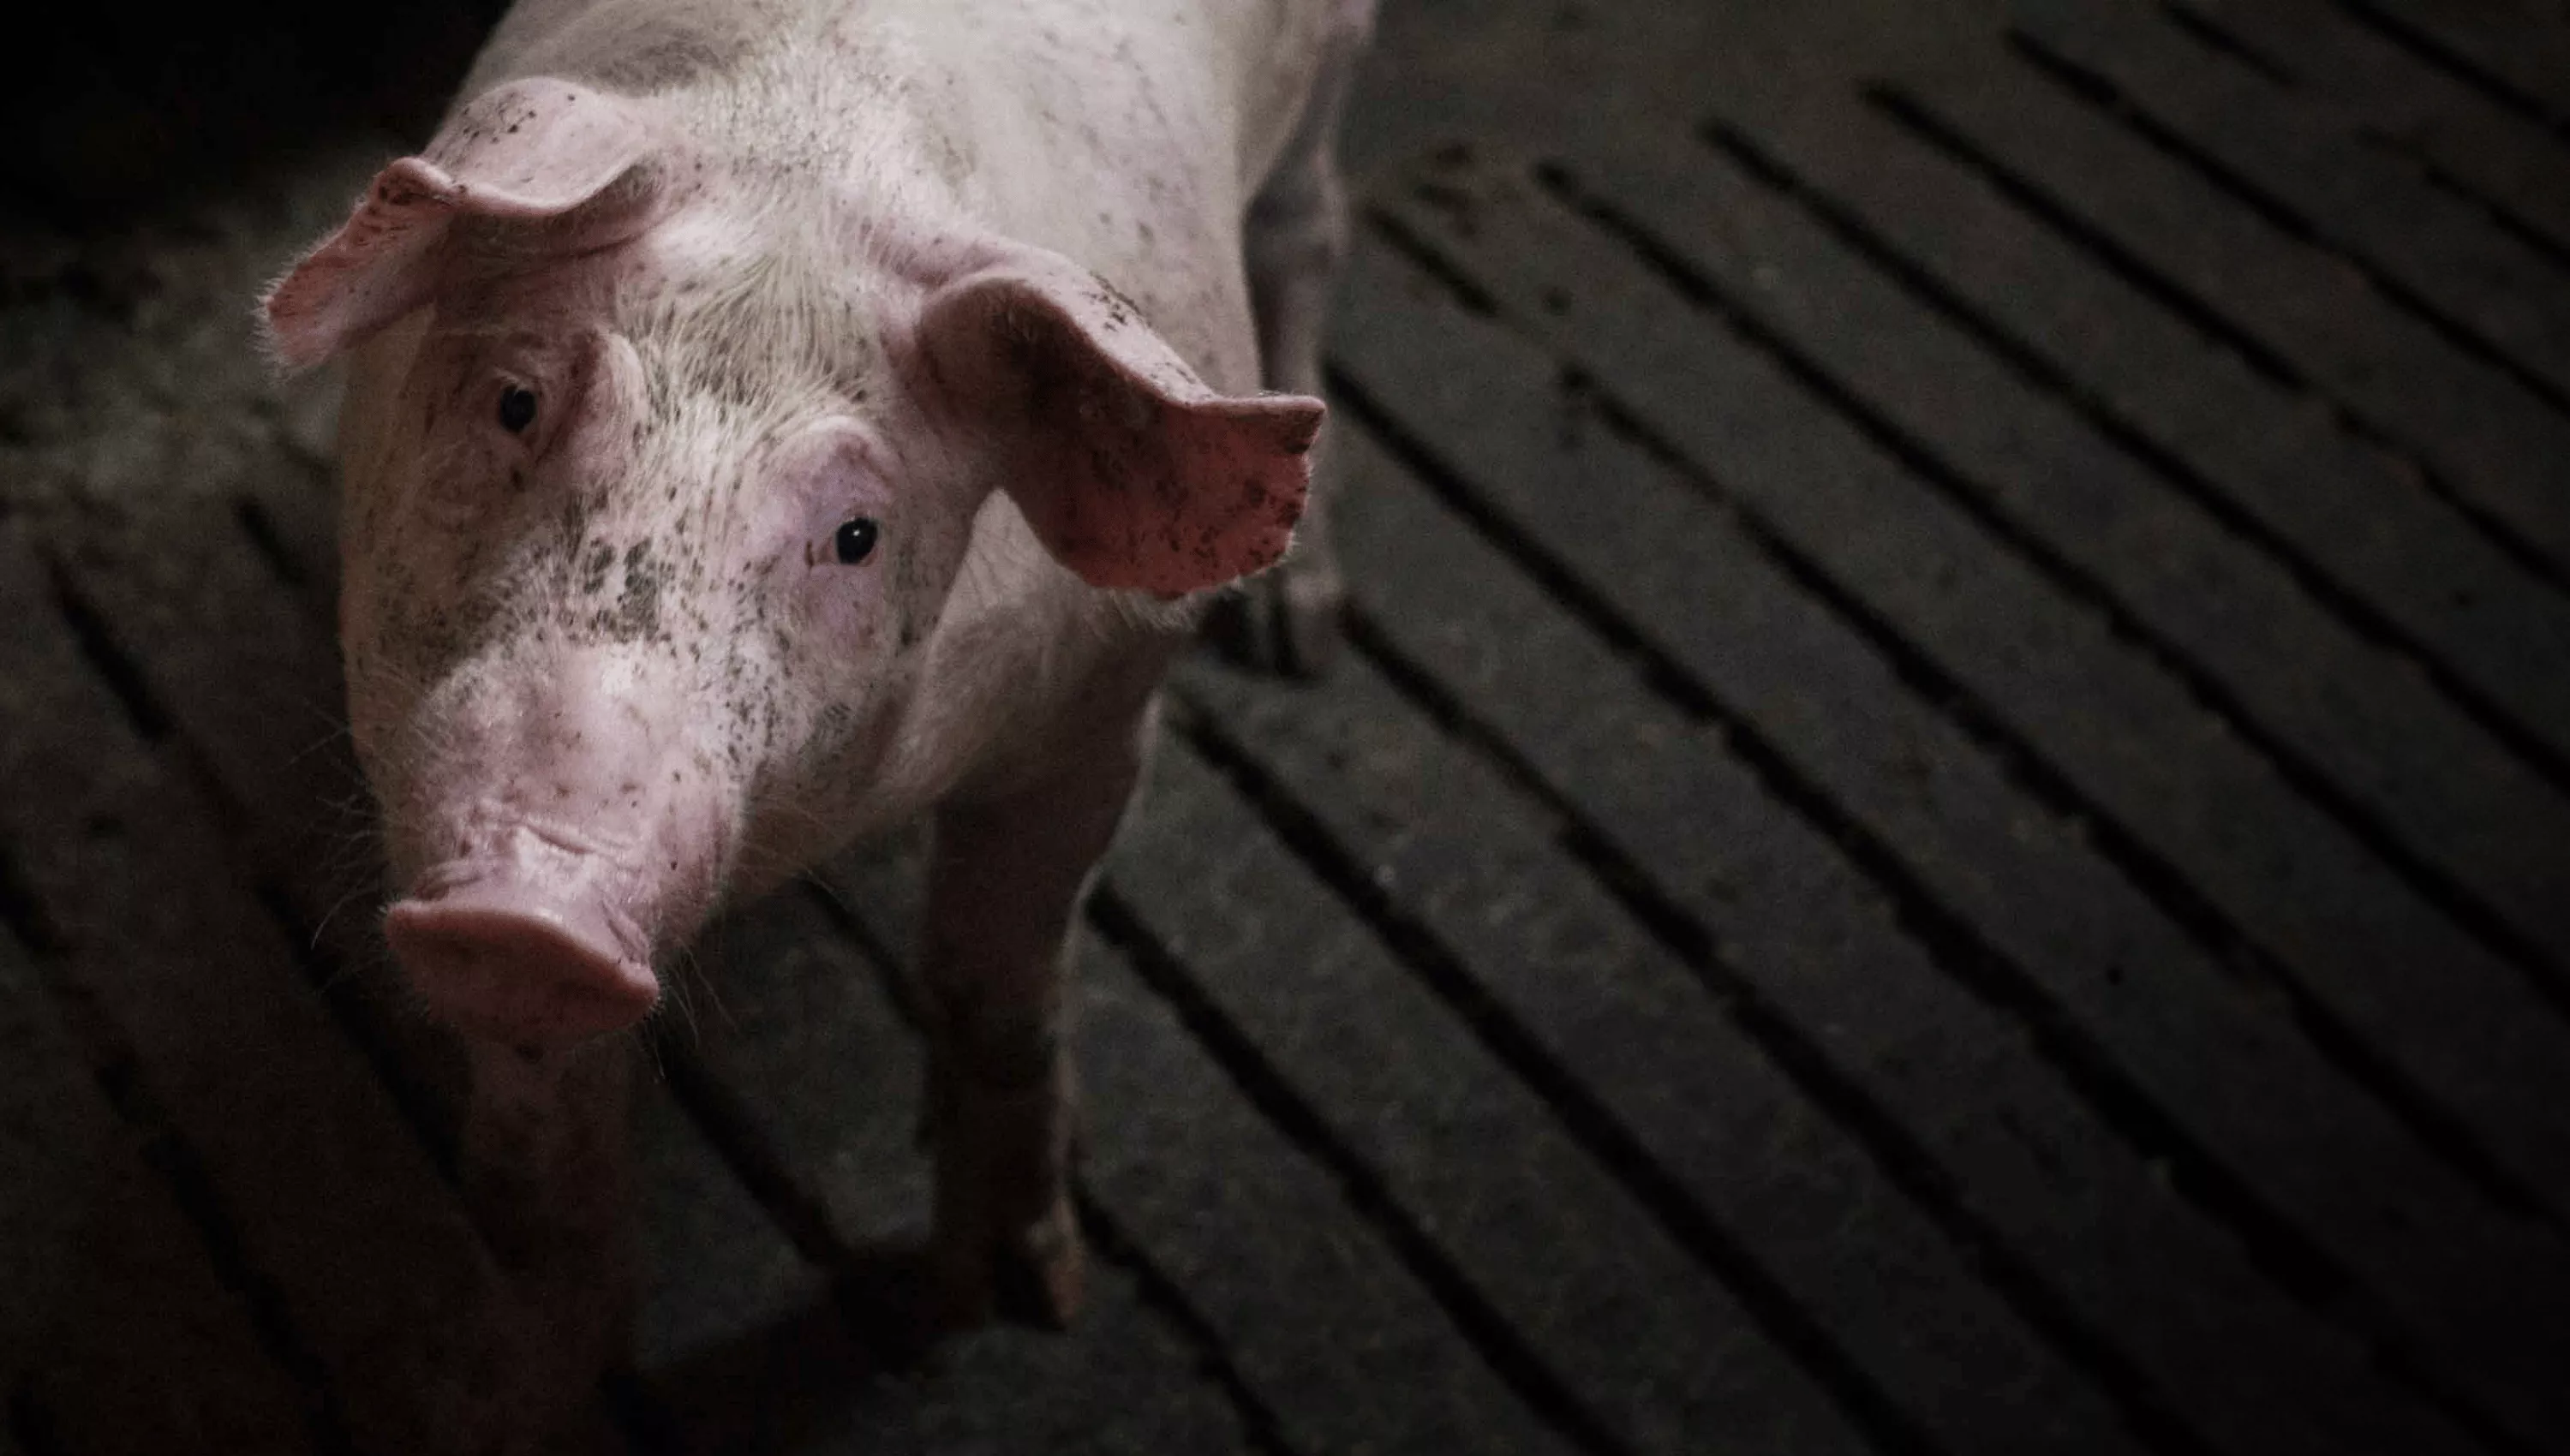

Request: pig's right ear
left=261, top=79, right=662, bottom=369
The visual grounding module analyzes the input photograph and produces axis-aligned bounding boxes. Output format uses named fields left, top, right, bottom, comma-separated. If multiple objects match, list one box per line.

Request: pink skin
left=277, top=78, right=1322, bottom=1051
left=260, top=5, right=1366, bottom=1417
left=341, top=302, right=942, bottom=1046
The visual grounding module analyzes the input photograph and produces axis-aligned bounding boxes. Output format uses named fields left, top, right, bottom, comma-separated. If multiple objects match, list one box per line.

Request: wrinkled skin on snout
left=275, top=75, right=1325, bottom=1050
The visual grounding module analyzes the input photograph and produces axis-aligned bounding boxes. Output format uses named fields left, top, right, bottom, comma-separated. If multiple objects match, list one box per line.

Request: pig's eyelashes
left=498, top=385, right=539, bottom=434
left=833, top=517, right=881, bottom=565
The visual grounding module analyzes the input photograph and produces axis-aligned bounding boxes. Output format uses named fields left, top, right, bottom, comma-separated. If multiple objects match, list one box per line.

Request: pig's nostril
left=385, top=896, right=657, bottom=1047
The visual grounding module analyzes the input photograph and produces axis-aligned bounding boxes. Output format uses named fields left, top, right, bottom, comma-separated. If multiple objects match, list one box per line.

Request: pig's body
left=336, top=0, right=1353, bottom=869
left=272, top=0, right=1365, bottom=1441
left=434, top=0, right=1336, bottom=800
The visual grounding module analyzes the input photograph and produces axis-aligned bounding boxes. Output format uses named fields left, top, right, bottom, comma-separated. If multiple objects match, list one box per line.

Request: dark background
left=0, top=0, right=499, bottom=217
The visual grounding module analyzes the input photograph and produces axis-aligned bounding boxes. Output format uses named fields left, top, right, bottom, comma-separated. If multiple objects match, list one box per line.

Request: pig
left=262, top=0, right=1370, bottom=1428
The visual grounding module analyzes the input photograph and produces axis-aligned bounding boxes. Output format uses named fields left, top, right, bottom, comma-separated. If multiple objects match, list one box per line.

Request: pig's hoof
left=992, top=1200, right=1088, bottom=1330
left=1206, top=560, right=1345, bottom=678
left=932, top=1196, right=1088, bottom=1333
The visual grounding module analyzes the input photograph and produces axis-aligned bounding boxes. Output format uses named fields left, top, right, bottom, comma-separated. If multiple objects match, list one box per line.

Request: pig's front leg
left=917, top=716, right=1151, bottom=1332
left=458, top=1040, right=637, bottom=1450
left=1218, top=14, right=1366, bottom=677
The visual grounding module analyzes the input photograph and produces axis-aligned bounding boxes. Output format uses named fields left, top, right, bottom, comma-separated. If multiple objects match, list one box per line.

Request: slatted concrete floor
left=7, top=1, right=2570, bottom=1453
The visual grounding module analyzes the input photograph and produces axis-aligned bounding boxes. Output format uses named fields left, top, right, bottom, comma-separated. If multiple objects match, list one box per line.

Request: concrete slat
left=2014, top=0, right=2570, bottom=404
left=1367, top=166, right=2570, bottom=1230
left=1313, top=417, right=2487, bottom=1456
left=2175, top=0, right=2570, bottom=258
left=1883, top=50, right=2570, bottom=578
left=1099, top=743, right=1880, bottom=1455
left=1172, top=647, right=2156, bottom=1456
left=1566, top=134, right=2570, bottom=1005
left=0, top=933, right=320, bottom=1456
left=1690, top=84, right=2570, bottom=783
left=2343, top=0, right=2570, bottom=128
left=816, top=848, right=1579, bottom=1456
left=1366, top=174, right=2570, bottom=1236
left=667, top=887, right=1276, bottom=1456
left=1329, top=229, right=2570, bottom=1449
left=625, top=1070, right=901, bottom=1455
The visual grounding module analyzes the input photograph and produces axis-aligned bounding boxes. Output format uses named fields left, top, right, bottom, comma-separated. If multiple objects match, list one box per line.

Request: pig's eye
left=834, top=517, right=881, bottom=565
left=497, top=385, right=539, bottom=433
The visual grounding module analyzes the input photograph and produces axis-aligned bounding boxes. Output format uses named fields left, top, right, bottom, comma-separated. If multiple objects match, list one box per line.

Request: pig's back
left=920, top=0, right=1355, bottom=210
left=457, top=0, right=1352, bottom=387
left=900, top=0, right=1354, bottom=383
left=461, top=0, right=1346, bottom=210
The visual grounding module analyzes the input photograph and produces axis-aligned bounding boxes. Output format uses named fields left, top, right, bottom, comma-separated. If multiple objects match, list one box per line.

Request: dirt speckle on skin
left=613, top=539, right=666, bottom=640
left=580, top=539, right=615, bottom=594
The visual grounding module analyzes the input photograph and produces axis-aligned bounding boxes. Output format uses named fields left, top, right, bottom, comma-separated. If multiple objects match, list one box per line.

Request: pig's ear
left=913, top=246, right=1325, bottom=596
left=262, top=79, right=661, bottom=369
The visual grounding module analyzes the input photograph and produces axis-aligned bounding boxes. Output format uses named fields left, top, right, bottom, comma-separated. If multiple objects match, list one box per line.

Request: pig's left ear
left=262, top=79, right=663, bottom=369
left=913, top=245, right=1325, bottom=596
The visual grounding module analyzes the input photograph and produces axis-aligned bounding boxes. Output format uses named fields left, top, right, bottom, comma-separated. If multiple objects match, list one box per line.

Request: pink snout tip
left=385, top=887, right=659, bottom=1047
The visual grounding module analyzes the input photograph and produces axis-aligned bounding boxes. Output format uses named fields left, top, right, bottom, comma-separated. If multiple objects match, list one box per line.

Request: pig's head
left=266, top=79, right=1321, bottom=1048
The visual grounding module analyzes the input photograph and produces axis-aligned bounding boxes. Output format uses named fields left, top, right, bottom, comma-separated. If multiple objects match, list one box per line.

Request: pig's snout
left=386, top=873, right=659, bottom=1047
left=368, top=647, right=738, bottom=1047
